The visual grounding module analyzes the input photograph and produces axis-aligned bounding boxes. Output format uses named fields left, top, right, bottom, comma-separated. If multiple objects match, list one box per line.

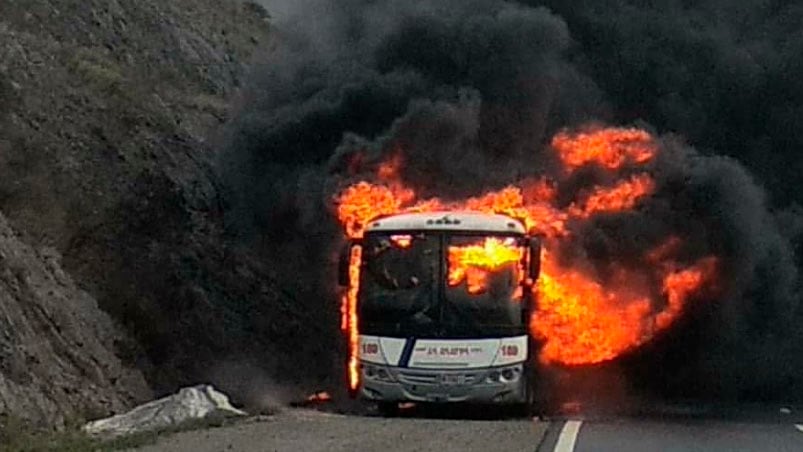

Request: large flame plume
left=335, top=127, right=718, bottom=389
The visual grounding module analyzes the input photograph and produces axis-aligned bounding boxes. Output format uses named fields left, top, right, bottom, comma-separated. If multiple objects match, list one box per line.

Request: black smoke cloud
left=529, top=0, right=803, bottom=204
left=223, top=0, right=605, bottom=230
left=220, top=0, right=803, bottom=402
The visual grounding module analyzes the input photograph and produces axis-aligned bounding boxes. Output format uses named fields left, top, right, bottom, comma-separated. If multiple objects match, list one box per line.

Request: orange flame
left=448, top=238, right=524, bottom=294
left=305, top=391, right=332, bottom=403
left=532, top=252, right=716, bottom=365
left=568, top=174, right=655, bottom=218
left=552, top=127, right=656, bottom=172
left=335, top=126, right=717, bottom=384
left=532, top=254, right=654, bottom=365
left=341, top=245, right=362, bottom=391
left=390, top=234, right=413, bottom=248
left=336, top=182, right=408, bottom=238
left=657, top=257, right=718, bottom=330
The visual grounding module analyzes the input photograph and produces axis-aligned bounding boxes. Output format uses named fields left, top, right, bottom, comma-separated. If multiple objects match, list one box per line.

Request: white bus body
left=340, top=212, right=541, bottom=411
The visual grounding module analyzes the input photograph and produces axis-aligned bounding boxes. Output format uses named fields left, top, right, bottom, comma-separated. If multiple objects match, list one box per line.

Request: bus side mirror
left=528, top=238, right=541, bottom=281
left=338, top=242, right=352, bottom=287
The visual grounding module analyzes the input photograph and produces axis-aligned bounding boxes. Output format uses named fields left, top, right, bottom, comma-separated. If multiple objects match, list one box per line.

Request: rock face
left=0, top=0, right=271, bottom=247
left=0, top=213, right=151, bottom=426
left=0, top=0, right=336, bottom=421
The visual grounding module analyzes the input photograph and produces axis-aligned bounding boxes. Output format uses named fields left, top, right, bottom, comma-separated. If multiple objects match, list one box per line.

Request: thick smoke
left=221, top=0, right=803, bottom=402
left=530, top=0, right=803, bottom=205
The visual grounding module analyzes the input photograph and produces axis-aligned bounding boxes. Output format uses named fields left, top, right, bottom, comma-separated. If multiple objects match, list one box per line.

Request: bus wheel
left=515, top=380, right=536, bottom=418
left=377, top=402, right=400, bottom=417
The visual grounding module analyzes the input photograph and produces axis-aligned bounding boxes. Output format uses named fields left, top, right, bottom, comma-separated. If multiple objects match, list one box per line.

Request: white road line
left=795, top=424, right=803, bottom=433
left=554, top=420, right=583, bottom=452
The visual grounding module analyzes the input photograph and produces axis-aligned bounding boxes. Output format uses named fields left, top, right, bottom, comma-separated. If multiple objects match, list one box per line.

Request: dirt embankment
left=0, top=0, right=338, bottom=426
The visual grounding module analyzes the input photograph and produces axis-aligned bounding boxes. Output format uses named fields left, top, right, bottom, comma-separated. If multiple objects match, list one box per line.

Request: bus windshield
left=443, top=235, right=526, bottom=336
left=358, top=232, right=439, bottom=337
left=358, top=232, right=526, bottom=338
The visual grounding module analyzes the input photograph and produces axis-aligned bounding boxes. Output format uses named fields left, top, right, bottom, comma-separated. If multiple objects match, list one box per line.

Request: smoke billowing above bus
left=220, top=0, right=803, bottom=403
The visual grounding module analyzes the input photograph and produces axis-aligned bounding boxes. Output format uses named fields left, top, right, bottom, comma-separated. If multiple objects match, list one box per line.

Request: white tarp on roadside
left=83, top=384, right=246, bottom=438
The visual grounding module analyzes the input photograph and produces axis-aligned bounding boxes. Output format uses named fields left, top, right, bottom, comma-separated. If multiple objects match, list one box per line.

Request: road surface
left=135, top=405, right=803, bottom=452
left=541, top=419, right=803, bottom=452
left=134, top=409, right=547, bottom=452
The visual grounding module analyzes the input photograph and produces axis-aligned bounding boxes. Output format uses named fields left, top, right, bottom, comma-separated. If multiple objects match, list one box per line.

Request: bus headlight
left=500, top=365, right=521, bottom=383
left=363, top=365, right=392, bottom=382
left=486, top=365, right=522, bottom=384
left=376, top=368, right=390, bottom=381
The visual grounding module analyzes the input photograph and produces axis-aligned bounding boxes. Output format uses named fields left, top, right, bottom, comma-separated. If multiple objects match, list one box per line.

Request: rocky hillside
left=0, top=0, right=270, bottom=247
left=0, top=0, right=338, bottom=426
left=0, top=213, right=150, bottom=426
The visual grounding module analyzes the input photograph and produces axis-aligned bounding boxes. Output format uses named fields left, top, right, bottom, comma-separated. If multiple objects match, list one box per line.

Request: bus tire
left=518, top=378, right=536, bottom=418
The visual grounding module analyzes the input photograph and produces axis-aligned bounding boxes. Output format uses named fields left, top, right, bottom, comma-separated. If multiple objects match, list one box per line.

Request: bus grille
left=398, top=371, right=439, bottom=384
left=398, top=371, right=480, bottom=385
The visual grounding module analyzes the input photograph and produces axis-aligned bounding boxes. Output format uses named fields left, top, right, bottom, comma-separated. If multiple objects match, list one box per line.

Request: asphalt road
left=136, top=405, right=803, bottom=452
left=539, top=419, right=803, bottom=452
left=135, top=409, right=548, bottom=452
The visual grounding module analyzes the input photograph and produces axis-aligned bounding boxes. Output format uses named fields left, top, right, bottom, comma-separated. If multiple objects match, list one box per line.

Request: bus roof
left=364, top=212, right=526, bottom=234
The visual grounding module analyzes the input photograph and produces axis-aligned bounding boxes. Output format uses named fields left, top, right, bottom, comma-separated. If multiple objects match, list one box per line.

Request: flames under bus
left=338, top=212, right=541, bottom=414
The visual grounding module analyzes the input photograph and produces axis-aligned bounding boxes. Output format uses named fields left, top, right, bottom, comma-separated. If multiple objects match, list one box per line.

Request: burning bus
left=338, top=211, right=542, bottom=414
left=333, top=127, right=719, bottom=414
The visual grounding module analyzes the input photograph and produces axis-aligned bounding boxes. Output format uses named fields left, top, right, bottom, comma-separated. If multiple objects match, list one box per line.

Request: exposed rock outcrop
left=0, top=212, right=151, bottom=426
left=0, top=0, right=335, bottom=420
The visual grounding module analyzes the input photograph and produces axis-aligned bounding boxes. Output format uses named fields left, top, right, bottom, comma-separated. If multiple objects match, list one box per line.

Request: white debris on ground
left=83, top=385, right=246, bottom=438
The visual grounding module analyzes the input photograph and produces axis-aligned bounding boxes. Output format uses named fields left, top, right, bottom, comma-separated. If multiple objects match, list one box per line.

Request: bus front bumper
left=359, top=363, right=527, bottom=404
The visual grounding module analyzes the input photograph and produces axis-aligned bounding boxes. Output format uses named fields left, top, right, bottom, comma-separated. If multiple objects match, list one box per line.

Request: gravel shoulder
left=133, top=409, right=548, bottom=452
